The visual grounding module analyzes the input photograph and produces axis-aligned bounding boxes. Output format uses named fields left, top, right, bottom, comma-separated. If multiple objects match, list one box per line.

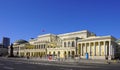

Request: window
left=58, top=51, right=60, bottom=56
left=43, top=44, right=45, bottom=48
left=49, top=52, right=51, bottom=55
left=41, top=45, right=43, bottom=49
left=68, top=42, right=70, bottom=47
left=68, top=51, right=70, bottom=57
left=53, top=52, right=55, bottom=56
left=39, top=45, right=41, bottom=49
left=64, top=42, right=66, bottom=47
left=72, top=41, right=75, bottom=47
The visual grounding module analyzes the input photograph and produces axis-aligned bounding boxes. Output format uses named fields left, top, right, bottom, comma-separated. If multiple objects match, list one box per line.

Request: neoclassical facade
left=77, top=36, right=118, bottom=60
left=12, top=30, right=120, bottom=60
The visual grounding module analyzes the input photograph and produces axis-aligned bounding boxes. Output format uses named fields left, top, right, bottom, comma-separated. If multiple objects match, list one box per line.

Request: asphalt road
left=0, top=58, right=120, bottom=70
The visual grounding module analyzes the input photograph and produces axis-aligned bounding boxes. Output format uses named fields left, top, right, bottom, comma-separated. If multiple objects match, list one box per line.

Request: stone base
left=80, top=56, right=106, bottom=60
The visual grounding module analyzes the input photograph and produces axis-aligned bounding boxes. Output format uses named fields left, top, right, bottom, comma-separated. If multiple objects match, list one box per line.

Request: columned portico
left=78, top=39, right=115, bottom=60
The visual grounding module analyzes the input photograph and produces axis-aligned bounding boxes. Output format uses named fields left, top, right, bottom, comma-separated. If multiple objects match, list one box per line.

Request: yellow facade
left=12, top=30, right=119, bottom=60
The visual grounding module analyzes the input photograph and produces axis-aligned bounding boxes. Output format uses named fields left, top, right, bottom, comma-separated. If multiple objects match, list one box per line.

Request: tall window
left=68, top=42, right=70, bottom=47
left=41, top=45, right=43, bottom=49
left=39, top=45, right=40, bottom=49
left=53, top=52, right=55, bottom=56
left=72, top=41, right=75, bottom=47
left=68, top=51, right=70, bottom=57
left=64, top=42, right=66, bottom=47
left=43, top=44, right=45, bottom=48
left=58, top=51, right=60, bottom=57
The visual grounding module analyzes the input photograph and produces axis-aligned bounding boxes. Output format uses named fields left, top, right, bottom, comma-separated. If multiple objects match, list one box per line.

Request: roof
left=58, top=30, right=88, bottom=37
left=38, top=33, right=56, bottom=38
left=14, top=39, right=28, bottom=44
left=78, top=35, right=116, bottom=42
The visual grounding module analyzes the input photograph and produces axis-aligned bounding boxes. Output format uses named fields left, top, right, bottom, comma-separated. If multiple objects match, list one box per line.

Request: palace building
left=12, top=30, right=120, bottom=60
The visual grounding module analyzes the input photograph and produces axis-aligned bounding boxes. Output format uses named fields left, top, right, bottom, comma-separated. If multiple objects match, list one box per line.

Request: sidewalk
left=5, top=57, right=120, bottom=64
left=22, top=57, right=120, bottom=64
left=30, top=57, right=120, bottom=63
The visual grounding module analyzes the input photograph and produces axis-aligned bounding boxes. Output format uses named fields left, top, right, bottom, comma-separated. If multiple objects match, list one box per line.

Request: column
left=83, top=43, right=85, bottom=55
left=112, top=44, right=115, bottom=57
left=81, top=43, right=83, bottom=56
left=105, top=42, right=108, bottom=56
left=18, top=46, right=20, bottom=56
left=111, top=45, right=113, bottom=56
left=104, top=41, right=106, bottom=56
left=93, top=43, right=95, bottom=56
left=99, top=42, right=101, bottom=56
left=94, top=42, right=96, bottom=56
left=75, top=41, right=77, bottom=55
left=110, top=43, right=113, bottom=56
left=109, top=41, right=111, bottom=56
left=85, top=43, right=87, bottom=53
left=70, top=41, right=72, bottom=47
left=89, top=43, right=91, bottom=56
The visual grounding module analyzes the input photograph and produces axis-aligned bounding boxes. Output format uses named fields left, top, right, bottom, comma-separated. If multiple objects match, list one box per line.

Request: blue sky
left=0, top=0, right=120, bottom=43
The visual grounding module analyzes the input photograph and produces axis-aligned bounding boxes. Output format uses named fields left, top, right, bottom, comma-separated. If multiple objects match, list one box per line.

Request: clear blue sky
left=0, top=0, right=120, bottom=43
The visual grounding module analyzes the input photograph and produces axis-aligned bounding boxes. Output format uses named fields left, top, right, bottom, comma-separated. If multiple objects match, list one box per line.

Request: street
left=0, top=58, right=120, bottom=70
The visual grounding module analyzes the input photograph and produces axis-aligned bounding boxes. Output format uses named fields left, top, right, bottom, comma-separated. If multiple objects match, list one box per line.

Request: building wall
left=12, top=30, right=119, bottom=60
left=47, top=47, right=76, bottom=58
left=2, top=37, right=10, bottom=48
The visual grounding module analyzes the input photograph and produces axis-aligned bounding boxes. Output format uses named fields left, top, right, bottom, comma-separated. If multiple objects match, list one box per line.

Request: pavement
left=0, top=57, right=120, bottom=70
left=6, top=57, right=120, bottom=64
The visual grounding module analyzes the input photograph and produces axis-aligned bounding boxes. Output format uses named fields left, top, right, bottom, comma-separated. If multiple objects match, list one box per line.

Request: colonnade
left=78, top=41, right=113, bottom=57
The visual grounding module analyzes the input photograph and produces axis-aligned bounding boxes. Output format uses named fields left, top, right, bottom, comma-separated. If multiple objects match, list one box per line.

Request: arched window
left=68, top=42, right=70, bottom=47
left=68, top=51, right=70, bottom=57
left=64, top=42, right=66, bottom=47
left=49, top=52, right=51, bottom=55
left=53, top=52, right=55, bottom=56
left=72, top=41, right=75, bottom=47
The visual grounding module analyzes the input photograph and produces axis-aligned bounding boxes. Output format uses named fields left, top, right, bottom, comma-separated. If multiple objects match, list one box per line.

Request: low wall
left=80, top=56, right=106, bottom=60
